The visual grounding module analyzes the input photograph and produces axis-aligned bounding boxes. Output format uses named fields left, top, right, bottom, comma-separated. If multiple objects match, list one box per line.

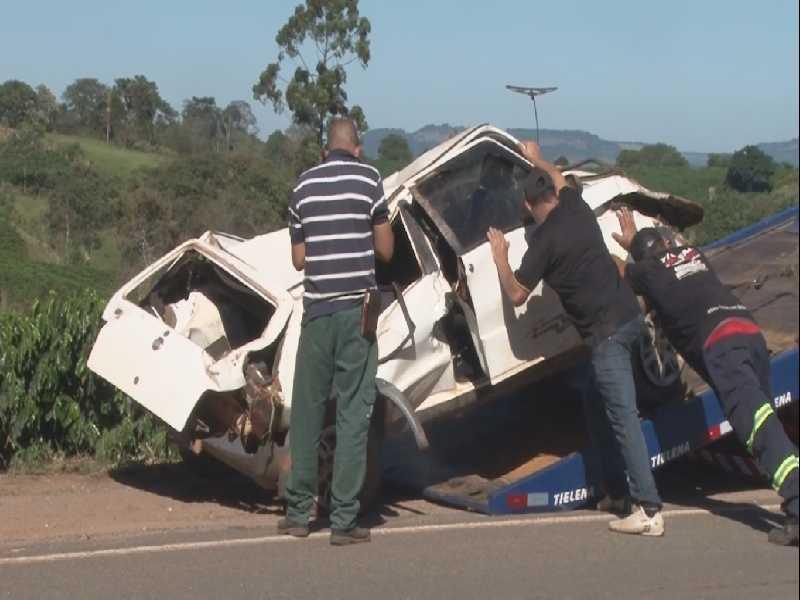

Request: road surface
left=1, top=461, right=797, bottom=600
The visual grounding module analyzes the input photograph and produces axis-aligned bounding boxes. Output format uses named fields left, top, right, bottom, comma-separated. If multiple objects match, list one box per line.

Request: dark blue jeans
left=584, top=316, right=662, bottom=511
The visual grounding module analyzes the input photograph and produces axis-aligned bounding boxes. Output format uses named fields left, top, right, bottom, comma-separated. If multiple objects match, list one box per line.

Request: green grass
left=6, top=185, right=122, bottom=273
left=624, top=165, right=798, bottom=245
left=47, top=133, right=166, bottom=179
left=625, top=165, right=727, bottom=204
left=0, top=216, right=114, bottom=311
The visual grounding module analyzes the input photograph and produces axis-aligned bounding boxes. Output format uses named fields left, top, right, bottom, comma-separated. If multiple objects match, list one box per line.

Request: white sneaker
left=596, top=495, right=629, bottom=514
left=608, top=505, right=664, bottom=537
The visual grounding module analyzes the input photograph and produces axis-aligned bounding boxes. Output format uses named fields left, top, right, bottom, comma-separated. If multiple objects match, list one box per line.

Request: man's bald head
left=326, top=118, right=361, bottom=156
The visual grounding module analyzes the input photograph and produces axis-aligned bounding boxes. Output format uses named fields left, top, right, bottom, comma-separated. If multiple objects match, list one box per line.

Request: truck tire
left=633, top=316, right=687, bottom=415
left=316, top=396, right=386, bottom=516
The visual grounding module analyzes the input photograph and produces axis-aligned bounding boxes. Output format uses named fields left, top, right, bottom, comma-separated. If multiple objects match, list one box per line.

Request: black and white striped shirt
left=289, top=149, right=389, bottom=321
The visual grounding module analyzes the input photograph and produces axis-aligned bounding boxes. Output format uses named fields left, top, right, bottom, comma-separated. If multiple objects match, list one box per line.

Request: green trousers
left=285, top=305, right=378, bottom=530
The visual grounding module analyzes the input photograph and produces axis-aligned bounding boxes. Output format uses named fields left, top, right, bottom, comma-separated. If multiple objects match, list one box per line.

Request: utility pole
left=505, top=85, right=557, bottom=144
left=106, top=89, right=112, bottom=145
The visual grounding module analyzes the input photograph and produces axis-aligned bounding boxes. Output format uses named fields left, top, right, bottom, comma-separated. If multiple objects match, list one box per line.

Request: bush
left=725, top=145, right=776, bottom=193
left=0, top=290, right=171, bottom=468
left=687, top=183, right=798, bottom=245
left=0, top=127, right=77, bottom=193
left=617, top=143, right=689, bottom=168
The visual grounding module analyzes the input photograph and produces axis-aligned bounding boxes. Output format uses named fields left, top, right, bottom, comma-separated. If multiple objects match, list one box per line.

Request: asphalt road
left=1, top=486, right=797, bottom=600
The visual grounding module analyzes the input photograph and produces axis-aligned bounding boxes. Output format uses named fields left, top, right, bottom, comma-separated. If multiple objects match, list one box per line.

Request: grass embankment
left=0, top=218, right=113, bottom=310
left=47, top=133, right=166, bottom=179
left=1, top=134, right=170, bottom=310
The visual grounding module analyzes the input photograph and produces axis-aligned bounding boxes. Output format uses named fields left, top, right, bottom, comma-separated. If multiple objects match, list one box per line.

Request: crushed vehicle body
left=88, top=124, right=705, bottom=499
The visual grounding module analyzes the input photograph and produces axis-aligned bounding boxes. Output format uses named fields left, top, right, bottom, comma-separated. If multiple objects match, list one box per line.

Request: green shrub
left=617, top=143, right=689, bottom=168
left=0, top=290, right=171, bottom=468
left=687, top=183, right=798, bottom=245
left=725, top=145, right=776, bottom=193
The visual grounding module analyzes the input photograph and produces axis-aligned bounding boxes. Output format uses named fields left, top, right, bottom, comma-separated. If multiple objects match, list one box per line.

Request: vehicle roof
left=160, top=125, right=702, bottom=295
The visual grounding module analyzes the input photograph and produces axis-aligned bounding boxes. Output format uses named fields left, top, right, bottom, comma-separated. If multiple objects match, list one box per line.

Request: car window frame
left=410, top=138, right=532, bottom=256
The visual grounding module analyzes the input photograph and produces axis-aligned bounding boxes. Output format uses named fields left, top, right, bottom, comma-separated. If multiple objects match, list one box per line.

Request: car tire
left=633, top=316, right=687, bottom=415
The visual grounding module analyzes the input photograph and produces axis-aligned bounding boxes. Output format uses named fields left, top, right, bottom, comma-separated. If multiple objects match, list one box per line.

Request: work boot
left=330, top=526, right=371, bottom=546
left=767, top=518, right=798, bottom=546
left=277, top=517, right=309, bottom=538
left=608, top=505, right=664, bottom=537
left=596, top=495, right=630, bottom=515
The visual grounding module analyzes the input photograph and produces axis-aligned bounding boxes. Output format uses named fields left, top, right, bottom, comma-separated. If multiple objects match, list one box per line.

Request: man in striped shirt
left=278, top=118, right=394, bottom=546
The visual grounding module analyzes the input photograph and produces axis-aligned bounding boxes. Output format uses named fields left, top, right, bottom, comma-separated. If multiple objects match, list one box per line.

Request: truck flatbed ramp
left=383, top=207, right=799, bottom=515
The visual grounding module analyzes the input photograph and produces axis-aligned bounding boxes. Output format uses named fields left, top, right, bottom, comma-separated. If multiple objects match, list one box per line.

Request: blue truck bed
left=388, top=207, right=799, bottom=515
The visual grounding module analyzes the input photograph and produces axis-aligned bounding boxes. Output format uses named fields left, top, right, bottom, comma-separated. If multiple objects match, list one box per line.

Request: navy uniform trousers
left=700, top=329, right=798, bottom=519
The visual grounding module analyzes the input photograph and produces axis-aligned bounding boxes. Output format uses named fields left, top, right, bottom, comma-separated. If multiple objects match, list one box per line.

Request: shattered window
left=415, top=145, right=529, bottom=253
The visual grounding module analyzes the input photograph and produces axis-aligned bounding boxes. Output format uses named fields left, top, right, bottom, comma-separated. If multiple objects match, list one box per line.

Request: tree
left=62, top=78, right=108, bottom=133
left=617, top=143, right=688, bottom=168
left=182, top=96, right=224, bottom=152
left=554, top=155, right=569, bottom=167
left=113, top=76, right=176, bottom=145
left=725, top=145, right=776, bottom=193
left=46, top=166, right=115, bottom=262
left=34, top=84, right=59, bottom=130
left=0, top=80, right=38, bottom=127
left=253, top=0, right=372, bottom=145
left=221, top=100, right=258, bottom=150
left=378, top=133, right=412, bottom=163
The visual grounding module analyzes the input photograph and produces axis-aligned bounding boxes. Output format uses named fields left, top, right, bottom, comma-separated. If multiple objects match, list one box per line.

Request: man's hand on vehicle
left=519, top=140, right=543, bottom=164
left=487, top=227, right=510, bottom=266
left=518, top=140, right=567, bottom=194
left=487, top=227, right=530, bottom=307
left=613, top=207, right=638, bottom=252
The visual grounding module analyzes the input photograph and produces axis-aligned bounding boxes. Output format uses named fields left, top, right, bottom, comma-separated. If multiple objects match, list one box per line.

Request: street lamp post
left=505, top=85, right=557, bottom=145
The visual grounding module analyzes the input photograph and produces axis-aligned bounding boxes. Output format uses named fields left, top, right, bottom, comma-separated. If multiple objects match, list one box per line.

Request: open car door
left=88, top=241, right=292, bottom=431
left=375, top=204, right=453, bottom=399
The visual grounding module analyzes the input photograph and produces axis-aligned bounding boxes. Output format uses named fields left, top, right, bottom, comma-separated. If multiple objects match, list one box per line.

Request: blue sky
left=1, top=0, right=797, bottom=151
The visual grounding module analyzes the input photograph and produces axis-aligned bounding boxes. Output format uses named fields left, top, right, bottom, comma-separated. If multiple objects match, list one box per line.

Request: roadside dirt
left=0, top=463, right=282, bottom=546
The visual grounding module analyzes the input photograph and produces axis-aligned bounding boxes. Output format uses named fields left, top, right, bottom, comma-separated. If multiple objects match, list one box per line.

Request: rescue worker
left=487, top=141, right=665, bottom=536
left=279, top=118, right=394, bottom=546
left=613, top=208, right=799, bottom=546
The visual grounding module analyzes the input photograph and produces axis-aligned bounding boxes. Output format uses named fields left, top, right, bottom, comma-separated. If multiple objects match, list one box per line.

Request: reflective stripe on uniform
left=746, top=403, right=775, bottom=451
left=772, top=455, right=800, bottom=491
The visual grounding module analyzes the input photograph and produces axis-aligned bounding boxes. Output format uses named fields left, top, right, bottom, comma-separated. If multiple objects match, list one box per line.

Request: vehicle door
left=375, top=203, right=454, bottom=402
left=410, top=138, right=581, bottom=385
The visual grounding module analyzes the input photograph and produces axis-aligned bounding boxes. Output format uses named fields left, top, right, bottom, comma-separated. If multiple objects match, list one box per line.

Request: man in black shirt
left=614, top=208, right=799, bottom=546
left=487, top=141, right=664, bottom=536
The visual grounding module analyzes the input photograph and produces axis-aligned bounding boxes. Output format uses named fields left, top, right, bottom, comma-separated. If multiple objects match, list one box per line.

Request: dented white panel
left=88, top=307, right=219, bottom=431
left=376, top=272, right=453, bottom=405
left=463, top=229, right=580, bottom=385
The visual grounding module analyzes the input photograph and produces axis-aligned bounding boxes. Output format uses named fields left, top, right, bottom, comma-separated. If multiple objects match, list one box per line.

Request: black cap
left=523, top=167, right=555, bottom=202
left=631, top=227, right=666, bottom=262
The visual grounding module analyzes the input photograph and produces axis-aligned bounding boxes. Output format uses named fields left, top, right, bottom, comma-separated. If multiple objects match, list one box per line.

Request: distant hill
left=757, top=139, right=799, bottom=166
left=362, top=125, right=799, bottom=167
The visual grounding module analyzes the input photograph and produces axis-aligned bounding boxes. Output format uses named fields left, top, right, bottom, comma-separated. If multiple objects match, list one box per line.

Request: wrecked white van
left=88, top=125, right=702, bottom=503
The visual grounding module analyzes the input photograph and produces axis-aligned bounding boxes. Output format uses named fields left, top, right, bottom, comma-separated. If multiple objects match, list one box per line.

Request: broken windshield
left=414, top=142, right=530, bottom=254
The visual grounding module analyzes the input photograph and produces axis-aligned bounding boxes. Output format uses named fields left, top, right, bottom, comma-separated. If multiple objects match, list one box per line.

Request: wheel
left=316, top=396, right=385, bottom=516
left=633, top=316, right=687, bottom=414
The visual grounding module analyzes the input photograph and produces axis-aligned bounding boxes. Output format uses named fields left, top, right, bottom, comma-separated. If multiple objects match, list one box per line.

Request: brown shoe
left=330, top=526, right=371, bottom=546
left=277, top=517, right=309, bottom=538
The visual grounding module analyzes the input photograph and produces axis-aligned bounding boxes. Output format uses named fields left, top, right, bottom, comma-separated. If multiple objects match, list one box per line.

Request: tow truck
left=383, top=206, right=799, bottom=514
